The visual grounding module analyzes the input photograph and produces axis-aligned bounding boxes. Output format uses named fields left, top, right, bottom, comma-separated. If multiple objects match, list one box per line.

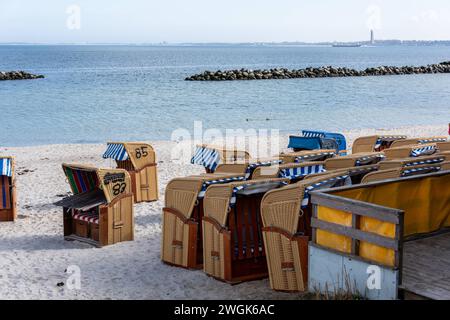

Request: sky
left=1, top=0, right=450, bottom=43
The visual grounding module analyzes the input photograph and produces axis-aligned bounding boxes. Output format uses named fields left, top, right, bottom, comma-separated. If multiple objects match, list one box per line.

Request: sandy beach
left=0, top=124, right=447, bottom=300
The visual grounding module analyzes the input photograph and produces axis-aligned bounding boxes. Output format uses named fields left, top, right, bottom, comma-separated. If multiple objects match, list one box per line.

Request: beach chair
left=362, top=163, right=443, bottom=183
left=252, top=162, right=326, bottom=181
left=161, top=173, right=246, bottom=269
left=279, top=149, right=336, bottom=163
left=390, top=136, right=447, bottom=148
left=202, top=178, right=288, bottom=283
left=0, top=156, right=16, bottom=222
left=352, top=135, right=407, bottom=153
left=54, top=164, right=134, bottom=247
left=378, top=154, right=446, bottom=170
left=260, top=172, right=352, bottom=292
left=324, top=152, right=385, bottom=170
left=383, top=143, right=438, bottom=159
left=191, top=144, right=251, bottom=173
left=288, top=130, right=346, bottom=153
left=102, top=142, right=158, bottom=203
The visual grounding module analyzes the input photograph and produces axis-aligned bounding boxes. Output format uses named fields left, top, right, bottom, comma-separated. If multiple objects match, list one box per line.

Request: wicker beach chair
left=351, top=135, right=407, bottom=153
left=191, top=144, right=251, bottom=173
left=279, top=149, right=337, bottom=163
left=383, top=143, right=438, bottom=159
left=389, top=136, right=447, bottom=148
left=260, top=171, right=352, bottom=292
left=324, top=152, right=385, bottom=170
left=362, top=163, right=443, bottom=183
left=54, top=164, right=134, bottom=247
left=251, top=162, right=326, bottom=181
left=102, top=142, right=158, bottom=203
left=288, top=130, right=346, bottom=153
left=202, top=178, right=288, bottom=283
left=378, top=154, right=446, bottom=170
left=0, top=156, right=16, bottom=222
left=161, top=173, right=246, bottom=269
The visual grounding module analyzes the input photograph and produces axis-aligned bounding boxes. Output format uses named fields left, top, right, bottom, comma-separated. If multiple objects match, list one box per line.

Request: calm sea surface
left=0, top=45, right=449, bottom=146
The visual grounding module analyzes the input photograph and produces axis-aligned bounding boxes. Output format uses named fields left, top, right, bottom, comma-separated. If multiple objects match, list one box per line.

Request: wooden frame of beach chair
left=55, top=164, right=134, bottom=247
left=362, top=163, right=443, bottom=183
left=324, top=152, right=385, bottom=170
left=0, top=156, right=16, bottom=222
left=383, top=143, right=438, bottom=159
left=191, top=144, right=251, bottom=173
left=202, top=178, right=288, bottom=284
left=161, top=173, right=246, bottom=269
left=390, top=136, right=447, bottom=148
left=102, top=142, right=158, bottom=203
left=352, top=135, right=407, bottom=153
left=259, top=171, right=353, bottom=292
left=279, top=149, right=336, bottom=163
left=378, top=154, right=446, bottom=170
left=214, top=163, right=249, bottom=175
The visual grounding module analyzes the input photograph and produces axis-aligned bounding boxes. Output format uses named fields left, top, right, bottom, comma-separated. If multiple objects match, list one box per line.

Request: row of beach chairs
left=162, top=130, right=450, bottom=292
left=1, top=142, right=159, bottom=248
left=1, top=130, right=449, bottom=296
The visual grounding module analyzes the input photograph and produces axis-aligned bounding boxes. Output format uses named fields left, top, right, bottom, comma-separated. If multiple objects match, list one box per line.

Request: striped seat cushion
left=72, top=211, right=99, bottom=224
left=0, top=175, right=11, bottom=209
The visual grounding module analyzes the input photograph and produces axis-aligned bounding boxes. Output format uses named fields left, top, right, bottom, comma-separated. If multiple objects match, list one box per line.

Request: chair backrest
left=390, top=136, right=447, bottom=148
left=378, top=155, right=446, bottom=170
left=351, top=136, right=379, bottom=153
left=362, top=163, right=442, bottom=183
left=325, top=152, right=385, bottom=170
left=252, top=161, right=326, bottom=180
left=383, top=143, right=437, bottom=159
left=279, top=149, right=336, bottom=163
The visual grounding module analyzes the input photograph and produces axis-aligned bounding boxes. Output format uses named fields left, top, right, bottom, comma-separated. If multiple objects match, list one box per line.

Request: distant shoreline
left=2, top=40, right=450, bottom=47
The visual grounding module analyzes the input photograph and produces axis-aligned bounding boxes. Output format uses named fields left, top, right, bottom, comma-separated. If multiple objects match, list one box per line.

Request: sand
left=0, top=124, right=447, bottom=300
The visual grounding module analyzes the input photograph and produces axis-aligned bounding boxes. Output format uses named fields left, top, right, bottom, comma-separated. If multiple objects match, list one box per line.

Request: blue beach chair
left=288, top=130, right=347, bottom=154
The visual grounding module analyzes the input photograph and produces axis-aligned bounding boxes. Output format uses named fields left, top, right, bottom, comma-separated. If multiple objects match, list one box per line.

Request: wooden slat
left=311, top=192, right=402, bottom=224
left=311, top=218, right=399, bottom=251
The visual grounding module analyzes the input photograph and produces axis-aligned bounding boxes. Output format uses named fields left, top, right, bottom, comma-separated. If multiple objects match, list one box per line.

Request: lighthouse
left=370, top=29, right=375, bottom=44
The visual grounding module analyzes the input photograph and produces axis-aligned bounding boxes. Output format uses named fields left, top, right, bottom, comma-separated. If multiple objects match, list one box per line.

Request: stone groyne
left=0, top=71, right=44, bottom=81
left=185, top=61, right=450, bottom=81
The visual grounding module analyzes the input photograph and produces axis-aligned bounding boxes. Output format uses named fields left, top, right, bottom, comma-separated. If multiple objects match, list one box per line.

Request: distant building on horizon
left=370, top=30, right=375, bottom=44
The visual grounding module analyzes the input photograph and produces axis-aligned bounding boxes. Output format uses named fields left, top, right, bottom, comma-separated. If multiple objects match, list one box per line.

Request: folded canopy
left=0, top=157, right=12, bottom=177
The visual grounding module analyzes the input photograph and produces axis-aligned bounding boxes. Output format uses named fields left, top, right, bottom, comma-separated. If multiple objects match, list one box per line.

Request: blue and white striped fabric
left=402, top=166, right=440, bottom=176
left=404, top=157, right=444, bottom=167
left=294, top=151, right=335, bottom=163
left=355, top=154, right=385, bottom=166
left=301, top=175, right=351, bottom=208
left=197, top=176, right=246, bottom=199
left=411, top=145, right=437, bottom=157
left=418, top=138, right=447, bottom=144
left=102, top=143, right=129, bottom=161
left=279, top=164, right=325, bottom=180
left=245, top=159, right=283, bottom=179
left=230, top=181, right=288, bottom=206
left=0, top=158, right=12, bottom=177
left=191, top=146, right=221, bottom=172
left=301, top=130, right=326, bottom=138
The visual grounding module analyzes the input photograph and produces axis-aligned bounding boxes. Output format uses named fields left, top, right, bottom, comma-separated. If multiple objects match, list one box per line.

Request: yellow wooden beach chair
left=54, top=164, right=134, bottom=247
left=0, top=156, right=16, bottom=222
left=102, top=142, right=158, bottom=203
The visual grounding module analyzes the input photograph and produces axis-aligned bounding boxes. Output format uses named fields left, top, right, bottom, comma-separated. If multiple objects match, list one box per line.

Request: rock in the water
left=0, top=71, right=44, bottom=81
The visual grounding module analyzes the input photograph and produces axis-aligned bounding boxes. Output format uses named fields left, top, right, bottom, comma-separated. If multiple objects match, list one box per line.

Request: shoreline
left=0, top=123, right=448, bottom=299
